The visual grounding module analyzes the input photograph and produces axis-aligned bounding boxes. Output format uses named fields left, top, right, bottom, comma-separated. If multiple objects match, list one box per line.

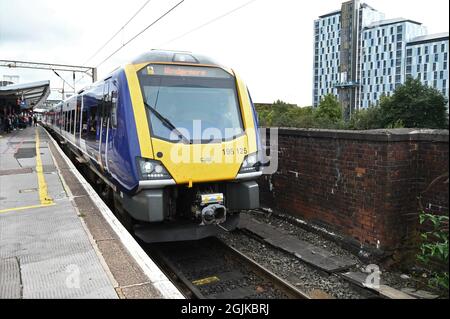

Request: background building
left=361, top=19, right=427, bottom=108
left=313, top=0, right=449, bottom=114
left=406, top=33, right=449, bottom=99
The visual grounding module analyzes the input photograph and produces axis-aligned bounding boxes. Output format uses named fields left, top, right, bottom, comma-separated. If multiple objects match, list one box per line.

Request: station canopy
left=0, top=80, right=50, bottom=110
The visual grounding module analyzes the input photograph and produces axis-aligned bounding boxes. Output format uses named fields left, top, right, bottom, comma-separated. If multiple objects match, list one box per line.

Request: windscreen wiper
left=143, top=101, right=191, bottom=144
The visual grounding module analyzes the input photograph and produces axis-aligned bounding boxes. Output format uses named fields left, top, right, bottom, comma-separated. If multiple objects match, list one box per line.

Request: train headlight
left=142, top=162, right=154, bottom=174
left=137, top=157, right=172, bottom=180
left=239, top=153, right=260, bottom=174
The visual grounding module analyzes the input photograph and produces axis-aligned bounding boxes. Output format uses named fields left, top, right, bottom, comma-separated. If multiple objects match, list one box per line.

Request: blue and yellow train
left=43, top=50, right=262, bottom=242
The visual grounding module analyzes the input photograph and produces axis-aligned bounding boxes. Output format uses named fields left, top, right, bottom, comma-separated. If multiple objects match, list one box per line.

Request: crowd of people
left=0, top=113, right=38, bottom=134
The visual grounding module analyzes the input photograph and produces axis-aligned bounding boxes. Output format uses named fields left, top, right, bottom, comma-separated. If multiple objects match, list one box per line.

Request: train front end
left=122, top=51, right=262, bottom=242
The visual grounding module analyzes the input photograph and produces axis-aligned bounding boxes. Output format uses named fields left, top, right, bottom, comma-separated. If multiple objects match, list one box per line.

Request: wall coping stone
left=272, top=128, right=449, bottom=143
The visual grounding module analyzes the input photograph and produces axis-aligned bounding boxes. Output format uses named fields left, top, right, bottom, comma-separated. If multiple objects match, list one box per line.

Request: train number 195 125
left=222, top=147, right=248, bottom=156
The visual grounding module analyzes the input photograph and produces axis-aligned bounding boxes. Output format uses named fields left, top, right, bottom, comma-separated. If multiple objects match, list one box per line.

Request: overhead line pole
left=0, top=59, right=97, bottom=82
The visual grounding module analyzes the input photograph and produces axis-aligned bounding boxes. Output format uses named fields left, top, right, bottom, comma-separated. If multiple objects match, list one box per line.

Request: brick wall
left=259, top=128, right=449, bottom=255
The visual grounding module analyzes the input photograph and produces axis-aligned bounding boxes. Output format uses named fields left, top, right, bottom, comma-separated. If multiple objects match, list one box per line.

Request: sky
left=1, top=0, right=449, bottom=105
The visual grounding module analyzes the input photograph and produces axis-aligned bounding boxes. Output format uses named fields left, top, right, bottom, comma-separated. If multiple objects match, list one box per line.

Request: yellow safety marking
left=124, top=64, right=153, bottom=159
left=0, top=203, right=56, bottom=214
left=233, top=71, right=257, bottom=154
left=35, top=128, right=54, bottom=205
left=192, top=276, right=220, bottom=286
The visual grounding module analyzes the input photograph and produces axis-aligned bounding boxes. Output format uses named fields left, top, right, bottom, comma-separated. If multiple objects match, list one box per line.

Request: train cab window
left=137, top=64, right=243, bottom=142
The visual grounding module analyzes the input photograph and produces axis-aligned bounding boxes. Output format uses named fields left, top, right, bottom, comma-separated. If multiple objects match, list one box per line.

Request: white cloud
left=1, top=0, right=449, bottom=104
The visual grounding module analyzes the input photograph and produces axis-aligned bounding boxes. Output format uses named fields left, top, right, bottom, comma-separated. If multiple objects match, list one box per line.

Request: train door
left=108, top=80, right=118, bottom=172
left=100, top=81, right=110, bottom=170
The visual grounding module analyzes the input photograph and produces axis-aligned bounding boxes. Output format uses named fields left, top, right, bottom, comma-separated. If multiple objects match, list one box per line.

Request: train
left=42, top=50, right=262, bottom=243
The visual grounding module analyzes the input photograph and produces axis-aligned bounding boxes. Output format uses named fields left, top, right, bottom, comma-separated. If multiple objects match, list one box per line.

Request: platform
left=0, top=126, right=182, bottom=299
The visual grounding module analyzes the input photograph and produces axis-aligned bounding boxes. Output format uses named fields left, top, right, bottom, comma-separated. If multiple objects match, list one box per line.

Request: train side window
left=84, top=84, right=103, bottom=142
left=76, top=97, right=81, bottom=134
left=71, top=110, right=75, bottom=134
left=68, top=110, right=71, bottom=132
left=88, top=105, right=98, bottom=141
left=81, top=108, right=88, bottom=139
left=67, top=111, right=70, bottom=132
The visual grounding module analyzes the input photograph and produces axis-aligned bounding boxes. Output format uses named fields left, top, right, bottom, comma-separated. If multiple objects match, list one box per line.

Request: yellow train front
left=43, top=50, right=262, bottom=243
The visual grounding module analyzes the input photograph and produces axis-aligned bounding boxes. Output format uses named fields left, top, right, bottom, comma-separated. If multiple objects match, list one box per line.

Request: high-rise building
left=313, top=0, right=449, bottom=114
left=406, top=33, right=449, bottom=98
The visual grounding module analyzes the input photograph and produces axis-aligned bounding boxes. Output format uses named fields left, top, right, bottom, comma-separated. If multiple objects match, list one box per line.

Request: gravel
left=218, top=230, right=374, bottom=299
left=247, top=209, right=361, bottom=264
left=217, top=209, right=429, bottom=299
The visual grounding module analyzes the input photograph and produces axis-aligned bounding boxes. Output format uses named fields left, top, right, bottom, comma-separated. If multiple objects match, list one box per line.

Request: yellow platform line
left=0, top=203, right=56, bottom=214
left=0, top=128, right=55, bottom=214
left=35, top=128, right=54, bottom=205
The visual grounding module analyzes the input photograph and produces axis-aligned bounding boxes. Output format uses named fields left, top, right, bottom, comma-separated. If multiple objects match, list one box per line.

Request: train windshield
left=137, top=64, right=244, bottom=143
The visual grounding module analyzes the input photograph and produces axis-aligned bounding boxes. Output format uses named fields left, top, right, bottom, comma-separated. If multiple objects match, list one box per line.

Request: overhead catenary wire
left=75, top=0, right=154, bottom=85
left=82, top=0, right=153, bottom=66
left=76, top=0, right=254, bottom=86
left=159, top=0, right=258, bottom=47
left=52, top=69, right=74, bottom=90
left=95, top=0, right=185, bottom=69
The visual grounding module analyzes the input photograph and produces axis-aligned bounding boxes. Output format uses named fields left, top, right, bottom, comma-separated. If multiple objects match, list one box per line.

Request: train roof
left=75, top=50, right=228, bottom=98
left=130, top=49, right=222, bottom=67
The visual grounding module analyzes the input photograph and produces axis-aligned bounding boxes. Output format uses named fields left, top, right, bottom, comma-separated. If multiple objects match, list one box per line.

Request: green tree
left=255, top=100, right=315, bottom=128
left=347, top=106, right=384, bottom=130
left=379, top=77, right=448, bottom=129
left=315, top=94, right=342, bottom=123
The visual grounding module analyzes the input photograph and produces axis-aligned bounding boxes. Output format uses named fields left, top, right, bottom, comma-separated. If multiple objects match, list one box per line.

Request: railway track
left=47, top=128, right=376, bottom=300
left=146, top=237, right=310, bottom=299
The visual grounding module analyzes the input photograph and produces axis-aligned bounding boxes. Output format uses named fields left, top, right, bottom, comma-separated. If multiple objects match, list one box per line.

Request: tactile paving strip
left=14, top=148, right=36, bottom=159
left=0, top=199, right=117, bottom=299
left=0, top=257, right=22, bottom=299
